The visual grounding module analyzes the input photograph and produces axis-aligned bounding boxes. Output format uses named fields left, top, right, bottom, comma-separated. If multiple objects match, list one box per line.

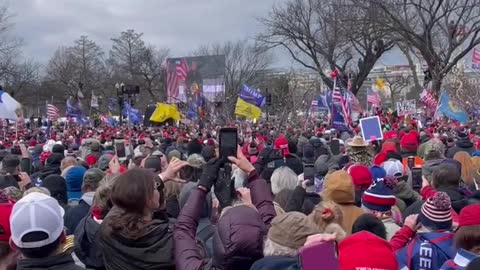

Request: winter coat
left=394, top=181, right=422, bottom=209
left=440, top=249, right=479, bottom=270
left=74, top=216, right=104, bottom=269
left=64, top=192, right=94, bottom=234
left=16, top=252, right=85, bottom=270
left=396, top=231, right=455, bottom=270
left=446, top=139, right=475, bottom=158
left=100, top=207, right=175, bottom=270
left=322, top=171, right=364, bottom=235
left=421, top=185, right=469, bottom=214
left=250, top=256, right=299, bottom=270
left=347, top=149, right=373, bottom=167
left=174, top=173, right=275, bottom=270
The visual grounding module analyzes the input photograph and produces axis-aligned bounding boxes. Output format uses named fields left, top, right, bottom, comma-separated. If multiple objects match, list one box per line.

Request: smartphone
left=219, top=128, right=238, bottom=160
left=407, top=156, right=415, bottom=169
left=329, top=140, right=340, bottom=155
left=114, top=139, right=127, bottom=161
left=303, top=164, right=316, bottom=186
left=299, top=241, right=338, bottom=270
left=411, top=167, right=422, bottom=192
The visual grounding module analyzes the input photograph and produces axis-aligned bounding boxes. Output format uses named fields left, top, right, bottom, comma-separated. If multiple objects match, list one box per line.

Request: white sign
left=396, top=100, right=416, bottom=116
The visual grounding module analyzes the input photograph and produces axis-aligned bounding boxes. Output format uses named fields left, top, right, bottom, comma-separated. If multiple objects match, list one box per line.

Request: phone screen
left=219, top=128, right=238, bottom=159
left=115, top=141, right=126, bottom=159
left=304, top=164, right=316, bottom=186
left=411, top=167, right=422, bottom=192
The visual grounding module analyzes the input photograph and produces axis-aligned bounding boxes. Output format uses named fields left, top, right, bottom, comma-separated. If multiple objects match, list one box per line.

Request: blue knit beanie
left=65, top=166, right=87, bottom=199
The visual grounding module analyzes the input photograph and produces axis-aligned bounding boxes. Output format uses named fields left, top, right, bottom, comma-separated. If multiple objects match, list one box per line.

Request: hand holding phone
left=219, top=128, right=238, bottom=161
left=114, top=140, right=127, bottom=161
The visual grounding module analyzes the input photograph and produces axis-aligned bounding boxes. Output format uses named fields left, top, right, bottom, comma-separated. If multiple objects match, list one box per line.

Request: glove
left=214, top=166, right=235, bottom=209
left=198, top=158, right=224, bottom=190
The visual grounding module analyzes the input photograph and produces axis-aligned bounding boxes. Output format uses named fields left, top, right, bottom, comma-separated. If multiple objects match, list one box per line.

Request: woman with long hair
left=100, top=168, right=174, bottom=270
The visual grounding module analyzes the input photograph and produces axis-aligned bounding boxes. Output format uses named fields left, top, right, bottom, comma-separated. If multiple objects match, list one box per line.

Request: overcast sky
left=8, top=0, right=406, bottom=68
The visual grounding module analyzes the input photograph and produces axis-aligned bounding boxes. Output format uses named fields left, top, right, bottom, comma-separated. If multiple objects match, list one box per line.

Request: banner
left=239, top=84, right=265, bottom=108
left=234, top=98, right=261, bottom=120
left=330, top=102, right=349, bottom=132
left=0, top=90, right=22, bottom=120
left=396, top=100, right=416, bottom=116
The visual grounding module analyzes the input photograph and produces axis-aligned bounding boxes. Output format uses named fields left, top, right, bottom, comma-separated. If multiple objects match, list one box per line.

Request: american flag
left=419, top=88, right=438, bottom=109
left=331, top=78, right=352, bottom=125
left=166, top=58, right=189, bottom=103
left=46, top=104, right=60, bottom=121
left=367, top=85, right=381, bottom=106
left=473, top=48, right=480, bottom=69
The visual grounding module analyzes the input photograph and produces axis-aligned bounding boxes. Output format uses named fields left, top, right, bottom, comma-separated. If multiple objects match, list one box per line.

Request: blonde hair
left=454, top=151, right=475, bottom=186
left=163, top=181, right=184, bottom=200
left=309, top=201, right=346, bottom=241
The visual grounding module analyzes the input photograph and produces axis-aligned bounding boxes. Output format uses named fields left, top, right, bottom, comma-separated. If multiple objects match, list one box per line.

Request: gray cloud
left=9, top=0, right=281, bottom=63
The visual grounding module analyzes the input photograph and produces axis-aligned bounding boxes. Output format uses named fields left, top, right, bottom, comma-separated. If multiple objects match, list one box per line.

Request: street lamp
left=115, top=82, right=125, bottom=125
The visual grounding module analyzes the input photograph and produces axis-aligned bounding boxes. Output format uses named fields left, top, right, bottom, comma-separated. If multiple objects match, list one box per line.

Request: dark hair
left=0, top=242, right=10, bottom=259
left=107, top=168, right=159, bottom=238
left=455, top=225, right=480, bottom=252
left=432, top=164, right=461, bottom=188
left=352, top=214, right=387, bottom=240
left=18, top=232, right=61, bottom=259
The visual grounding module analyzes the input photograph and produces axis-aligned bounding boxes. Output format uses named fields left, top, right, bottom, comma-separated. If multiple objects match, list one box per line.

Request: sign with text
left=396, top=100, right=416, bottom=116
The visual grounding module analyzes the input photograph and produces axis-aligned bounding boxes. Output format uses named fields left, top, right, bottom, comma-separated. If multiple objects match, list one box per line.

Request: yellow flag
left=234, top=98, right=261, bottom=120
left=150, top=103, right=181, bottom=123
left=376, top=78, right=385, bottom=90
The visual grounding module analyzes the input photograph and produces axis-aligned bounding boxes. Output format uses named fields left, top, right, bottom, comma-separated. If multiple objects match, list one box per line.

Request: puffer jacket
left=446, top=139, right=475, bottom=158
left=174, top=172, right=275, bottom=270
left=100, top=207, right=175, bottom=270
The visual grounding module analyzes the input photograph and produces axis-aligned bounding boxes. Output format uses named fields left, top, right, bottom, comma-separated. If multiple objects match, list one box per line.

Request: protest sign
left=360, top=116, right=383, bottom=142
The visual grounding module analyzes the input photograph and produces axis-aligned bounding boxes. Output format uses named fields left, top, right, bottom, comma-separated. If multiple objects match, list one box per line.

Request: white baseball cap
left=382, top=159, right=404, bottom=178
left=10, top=192, right=65, bottom=248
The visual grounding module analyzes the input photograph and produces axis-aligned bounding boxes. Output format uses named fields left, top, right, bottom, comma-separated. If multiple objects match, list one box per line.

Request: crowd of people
left=1, top=117, right=480, bottom=269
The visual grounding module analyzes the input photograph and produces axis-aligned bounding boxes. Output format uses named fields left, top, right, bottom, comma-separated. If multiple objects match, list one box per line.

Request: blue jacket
left=440, top=249, right=479, bottom=270
left=397, top=231, right=456, bottom=270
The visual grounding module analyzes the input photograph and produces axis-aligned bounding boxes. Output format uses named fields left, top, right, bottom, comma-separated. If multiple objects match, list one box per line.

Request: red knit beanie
left=347, top=164, right=373, bottom=190
left=400, top=133, right=418, bottom=151
left=458, top=204, right=480, bottom=227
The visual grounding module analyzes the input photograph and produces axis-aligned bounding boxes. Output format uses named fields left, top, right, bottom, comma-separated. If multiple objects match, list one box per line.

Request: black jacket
left=446, top=138, right=475, bottom=158
left=74, top=216, right=104, bottom=269
left=16, top=252, right=84, bottom=270
left=100, top=208, right=175, bottom=270
left=64, top=200, right=91, bottom=235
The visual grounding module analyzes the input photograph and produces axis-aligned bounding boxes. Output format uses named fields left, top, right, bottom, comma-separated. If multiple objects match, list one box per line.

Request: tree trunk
left=431, top=78, right=442, bottom=94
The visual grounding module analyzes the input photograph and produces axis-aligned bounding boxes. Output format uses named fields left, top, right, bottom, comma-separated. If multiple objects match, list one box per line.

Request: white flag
left=91, top=92, right=99, bottom=108
left=0, top=90, right=22, bottom=120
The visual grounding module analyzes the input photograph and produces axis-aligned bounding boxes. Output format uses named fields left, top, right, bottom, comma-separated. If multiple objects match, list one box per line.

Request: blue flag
left=108, top=98, right=117, bottom=114
left=123, top=102, right=143, bottom=124
left=239, top=84, right=265, bottom=108
left=437, top=91, right=468, bottom=123
left=66, top=97, right=82, bottom=118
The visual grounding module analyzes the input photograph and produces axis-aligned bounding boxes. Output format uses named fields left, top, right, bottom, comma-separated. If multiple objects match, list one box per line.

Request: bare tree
left=45, top=46, right=78, bottom=97
left=70, top=35, right=106, bottom=95
left=138, top=46, right=169, bottom=99
left=195, top=40, right=272, bottom=117
left=383, top=74, right=412, bottom=105
left=363, top=0, right=480, bottom=93
left=109, top=29, right=146, bottom=80
left=258, top=0, right=392, bottom=95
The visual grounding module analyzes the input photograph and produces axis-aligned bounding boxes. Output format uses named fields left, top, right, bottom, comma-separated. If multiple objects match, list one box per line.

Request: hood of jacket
left=456, top=138, right=474, bottom=149
left=74, top=216, right=103, bottom=269
left=212, top=205, right=266, bottom=270
left=436, top=186, right=468, bottom=213
left=100, top=208, right=174, bottom=270
left=323, top=170, right=355, bottom=204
